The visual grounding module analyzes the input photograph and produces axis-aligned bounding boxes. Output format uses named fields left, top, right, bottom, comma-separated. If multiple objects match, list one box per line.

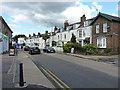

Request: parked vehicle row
left=24, top=46, right=55, bottom=55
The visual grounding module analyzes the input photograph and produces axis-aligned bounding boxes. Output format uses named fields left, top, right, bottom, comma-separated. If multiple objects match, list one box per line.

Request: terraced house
left=91, top=12, right=120, bottom=54
left=0, top=16, right=13, bottom=54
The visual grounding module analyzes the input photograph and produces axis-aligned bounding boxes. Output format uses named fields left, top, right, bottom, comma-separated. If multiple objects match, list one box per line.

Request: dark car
left=43, top=47, right=55, bottom=53
left=24, top=46, right=30, bottom=51
left=29, top=47, right=41, bottom=55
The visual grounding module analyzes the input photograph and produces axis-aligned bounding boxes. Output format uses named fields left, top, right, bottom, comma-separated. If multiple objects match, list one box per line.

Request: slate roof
left=90, top=12, right=120, bottom=25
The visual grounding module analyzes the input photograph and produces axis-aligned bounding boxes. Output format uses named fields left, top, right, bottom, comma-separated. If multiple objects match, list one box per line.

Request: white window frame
left=103, top=23, right=107, bottom=33
left=97, top=37, right=106, bottom=48
left=79, top=30, right=82, bottom=37
left=64, top=34, right=66, bottom=39
left=96, top=24, right=100, bottom=33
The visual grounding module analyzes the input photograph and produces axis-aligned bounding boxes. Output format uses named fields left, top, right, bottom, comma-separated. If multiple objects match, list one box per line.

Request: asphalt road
left=26, top=51, right=118, bottom=88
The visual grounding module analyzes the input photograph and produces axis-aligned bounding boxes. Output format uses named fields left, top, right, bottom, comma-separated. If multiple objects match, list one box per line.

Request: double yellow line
left=41, top=66, right=72, bottom=90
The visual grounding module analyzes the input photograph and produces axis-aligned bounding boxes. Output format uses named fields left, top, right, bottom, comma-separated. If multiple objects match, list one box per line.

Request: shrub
left=104, top=48, right=112, bottom=54
left=83, top=44, right=98, bottom=55
left=63, top=42, right=74, bottom=53
left=74, top=43, right=83, bottom=52
left=63, top=42, right=82, bottom=53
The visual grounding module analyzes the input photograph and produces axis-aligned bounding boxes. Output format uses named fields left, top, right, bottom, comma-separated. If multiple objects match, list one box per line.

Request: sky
left=1, top=0, right=120, bottom=37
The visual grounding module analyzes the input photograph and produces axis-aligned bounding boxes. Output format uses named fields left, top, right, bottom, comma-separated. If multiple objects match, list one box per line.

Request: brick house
left=90, top=12, right=120, bottom=54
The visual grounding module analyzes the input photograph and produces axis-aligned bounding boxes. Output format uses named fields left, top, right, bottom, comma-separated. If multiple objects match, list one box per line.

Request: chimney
left=33, top=33, right=36, bottom=36
left=29, top=34, right=31, bottom=37
left=45, top=31, right=48, bottom=34
left=38, top=32, right=41, bottom=37
left=54, top=26, right=57, bottom=32
left=80, top=14, right=86, bottom=26
left=64, top=20, right=69, bottom=30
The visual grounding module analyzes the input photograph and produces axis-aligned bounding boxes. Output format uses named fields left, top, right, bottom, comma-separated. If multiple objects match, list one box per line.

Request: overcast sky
left=1, top=1, right=119, bottom=36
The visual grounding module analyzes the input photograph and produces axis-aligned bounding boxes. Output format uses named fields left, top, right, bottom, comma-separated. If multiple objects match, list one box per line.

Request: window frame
left=97, top=37, right=106, bottom=48
left=103, top=23, right=107, bottom=33
left=96, top=24, right=100, bottom=34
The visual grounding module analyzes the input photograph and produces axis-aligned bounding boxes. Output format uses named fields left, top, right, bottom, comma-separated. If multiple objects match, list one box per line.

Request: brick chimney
left=45, top=31, right=48, bottom=34
left=38, top=32, right=41, bottom=37
left=33, top=33, right=36, bottom=36
left=54, top=26, right=57, bottom=32
left=64, top=20, right=69, bottom=30
left=80, top=14, right=86, bottom=26
left=29, top=34, right=31, bottom=37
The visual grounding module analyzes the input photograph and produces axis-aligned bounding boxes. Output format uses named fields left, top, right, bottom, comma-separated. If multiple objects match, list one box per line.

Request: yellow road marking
left=47, top=69, right=72, bottom=90
left=41, top=67, right=66, bottom=90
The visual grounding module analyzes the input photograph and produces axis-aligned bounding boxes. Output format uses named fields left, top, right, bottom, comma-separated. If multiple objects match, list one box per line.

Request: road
left=25, top=51, right=118, bottom=88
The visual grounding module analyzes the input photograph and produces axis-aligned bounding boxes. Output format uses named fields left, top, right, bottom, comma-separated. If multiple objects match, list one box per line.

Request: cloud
left=92, top=2, right=102, bottom=12
left=2, top=2, right=102, bottom=29
left=8, top=24, right=21, bottom=29
left=11, top=14, right=28, bottom=22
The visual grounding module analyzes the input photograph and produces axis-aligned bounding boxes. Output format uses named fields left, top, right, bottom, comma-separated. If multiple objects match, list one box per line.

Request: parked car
left=43, top=47, right=55, bottom=53
left=24, top=46, right=30, bottom=51
left=29, top=47, right=41, bottom=55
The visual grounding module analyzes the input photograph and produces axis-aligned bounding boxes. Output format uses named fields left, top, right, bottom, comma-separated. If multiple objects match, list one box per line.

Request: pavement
left=2, top=50, right=55, bottom=89
left=57, top=51, right=119, bottom=66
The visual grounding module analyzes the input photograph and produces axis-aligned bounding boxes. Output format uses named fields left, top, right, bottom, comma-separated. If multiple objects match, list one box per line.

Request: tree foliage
left=71, top=33, right=76, bottom=43
left=12, top=34, right=26, bottom=43
left=41, top=34, right=50, bottom=41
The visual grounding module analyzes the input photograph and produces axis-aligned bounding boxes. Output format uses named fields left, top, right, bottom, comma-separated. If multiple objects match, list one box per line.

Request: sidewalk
left=57, top=51, right=119, bottom=65
left=14, top=50, right=55, bottom=88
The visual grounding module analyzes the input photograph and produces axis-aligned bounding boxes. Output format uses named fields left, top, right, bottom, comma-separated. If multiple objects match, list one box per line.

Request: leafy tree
left=12, top=34, right=26, bottom=43
left=41, top=34, right=50, bottom=46
left=71, top=33, right=76, bottom=43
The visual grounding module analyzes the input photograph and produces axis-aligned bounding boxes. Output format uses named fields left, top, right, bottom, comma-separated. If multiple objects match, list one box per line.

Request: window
left=79, top=30, right=82, bottom=37
left=97, top=37, right=106, bottom=48
left=96, top=24, right=100, bottom=33
left=64, top=34, right=66, bottom=39
left=103, top=23, right=107, bottom=32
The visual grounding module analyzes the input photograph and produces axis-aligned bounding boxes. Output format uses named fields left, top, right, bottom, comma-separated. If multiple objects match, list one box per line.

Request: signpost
left=9, top=49, right=15, bottom=56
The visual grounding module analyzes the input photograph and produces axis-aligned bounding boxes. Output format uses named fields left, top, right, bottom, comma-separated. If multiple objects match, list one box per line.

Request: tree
left=71, top=33, right=76, bottom=43
left=41, top=34, right=50, bottom=46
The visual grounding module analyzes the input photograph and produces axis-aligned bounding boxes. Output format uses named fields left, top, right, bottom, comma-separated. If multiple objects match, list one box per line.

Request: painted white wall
left=18, top=38, right=25, bottom=44
left=25, top=37, right=45, bottom=49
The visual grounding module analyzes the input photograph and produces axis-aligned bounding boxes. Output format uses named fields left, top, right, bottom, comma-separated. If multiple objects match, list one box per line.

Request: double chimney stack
left=63, top=14, right=86, bottom=30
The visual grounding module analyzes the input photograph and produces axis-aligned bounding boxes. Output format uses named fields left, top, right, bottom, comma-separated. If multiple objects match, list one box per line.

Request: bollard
left=19, top=63, right=24, bottom=87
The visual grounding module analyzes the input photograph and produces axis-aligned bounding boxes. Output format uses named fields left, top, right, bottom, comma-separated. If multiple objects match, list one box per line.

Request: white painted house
left=25, top=36, right=45, bottom=49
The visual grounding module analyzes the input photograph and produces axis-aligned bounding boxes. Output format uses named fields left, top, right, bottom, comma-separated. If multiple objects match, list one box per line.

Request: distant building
left=17, top=37, right=25, bottom=48
left=0, top=16, right=13, bottom=53
left=90, top=12, right=120, bottom=54
left=25, top=34, right=45, bottom=49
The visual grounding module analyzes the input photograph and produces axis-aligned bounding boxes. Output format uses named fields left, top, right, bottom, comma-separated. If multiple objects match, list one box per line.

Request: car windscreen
left=30, top=47, right=39, bottom=49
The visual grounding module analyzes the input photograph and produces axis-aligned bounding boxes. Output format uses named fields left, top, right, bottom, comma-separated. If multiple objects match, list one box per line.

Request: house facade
left=0, top=16, right=13, bottom=54
left=25, top=34, right=45, bottom=49
left=91, top=12, right=120, bottom=54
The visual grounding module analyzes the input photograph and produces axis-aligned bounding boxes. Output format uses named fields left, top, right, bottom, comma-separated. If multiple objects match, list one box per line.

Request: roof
left=0, top=16, right=13, bottom=33
left=90, top=12, right=120, bottom=25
